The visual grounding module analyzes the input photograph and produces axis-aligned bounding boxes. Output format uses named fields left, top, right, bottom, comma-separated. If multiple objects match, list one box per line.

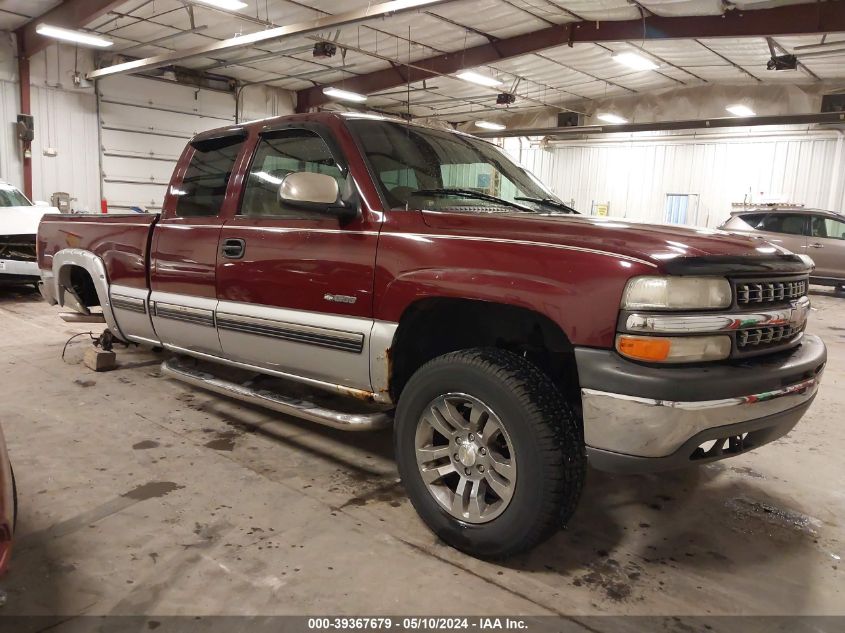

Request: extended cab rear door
left=215, top=121, right=381, bottom=393
left=149, top=127, right=249, bottom=356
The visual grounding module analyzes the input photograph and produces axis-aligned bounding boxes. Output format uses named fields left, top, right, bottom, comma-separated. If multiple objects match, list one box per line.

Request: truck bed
left=38, top=213, right=159, bottom=289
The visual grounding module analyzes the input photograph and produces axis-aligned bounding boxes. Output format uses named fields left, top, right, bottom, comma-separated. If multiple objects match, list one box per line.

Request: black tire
left=394, top=348, right=585, bottom=558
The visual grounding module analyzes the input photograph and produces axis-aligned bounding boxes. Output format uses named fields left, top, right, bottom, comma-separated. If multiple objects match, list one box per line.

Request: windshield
left=347, top=119, right=565, bottom=212
left=0, top=184, right=31, bottom=207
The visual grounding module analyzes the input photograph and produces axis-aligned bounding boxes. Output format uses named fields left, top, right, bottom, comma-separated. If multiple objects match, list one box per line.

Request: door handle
left=222, top=238, right=245, bottom=259
left=808, top=242, right=824, bottom=249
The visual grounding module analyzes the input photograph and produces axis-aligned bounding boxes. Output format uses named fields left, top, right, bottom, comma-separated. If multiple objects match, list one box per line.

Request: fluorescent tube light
left=725, top=104, right=756, bottom=117
left=35, top=24, right=113, bottom=48
left=322, top=87, right=367, bottom=102
left=597, top=113, right=628, bottom=124
left=456, top=70, right=503, bottom=87
left=475, top=120, right=506, bottom=131
left=612, top=51, right=659, bottom=71
left=193, top=0, right=248, bottom=10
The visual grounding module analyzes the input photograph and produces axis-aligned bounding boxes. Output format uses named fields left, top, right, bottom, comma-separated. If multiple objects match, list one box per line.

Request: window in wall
left=664, top=194, right=700, bottom=225
left=174, top=136, right=244, bottom=217
left=239, top=129, right=344, bottom=219
left=810, top=215, right=845, bottom=240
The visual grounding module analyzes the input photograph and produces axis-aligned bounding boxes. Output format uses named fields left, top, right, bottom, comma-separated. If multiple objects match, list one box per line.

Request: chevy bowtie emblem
left=789, top=299, right=809, bottom=327
left=324, top=293, right=357, bottom=305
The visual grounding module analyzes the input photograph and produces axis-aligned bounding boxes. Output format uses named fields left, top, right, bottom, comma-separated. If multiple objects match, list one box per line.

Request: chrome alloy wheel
left=414, top=393, right=517, bottom=524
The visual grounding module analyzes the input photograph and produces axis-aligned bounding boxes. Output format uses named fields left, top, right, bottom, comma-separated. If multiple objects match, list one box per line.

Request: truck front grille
left=736, top=279, right=807, bottom=306
left=0, top=234, right=37, bottom=262
left=737, top=324, right=802, bottom=349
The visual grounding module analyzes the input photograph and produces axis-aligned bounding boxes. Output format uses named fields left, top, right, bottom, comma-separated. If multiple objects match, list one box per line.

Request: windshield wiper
left=514, top=197, right=579, bottom=214
left=411, top=188, right=534, bottom=212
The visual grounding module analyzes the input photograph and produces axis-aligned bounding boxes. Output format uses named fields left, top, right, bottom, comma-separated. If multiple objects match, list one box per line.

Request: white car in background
left=0, top=182, right=56, bottom=286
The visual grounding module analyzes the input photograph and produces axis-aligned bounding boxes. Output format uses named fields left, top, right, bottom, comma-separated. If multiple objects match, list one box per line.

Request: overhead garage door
left=98, top=75, right=236, bottom=213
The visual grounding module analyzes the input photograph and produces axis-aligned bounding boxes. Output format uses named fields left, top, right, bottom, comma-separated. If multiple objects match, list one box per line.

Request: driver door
left=215, top=124, right=380, bottom=392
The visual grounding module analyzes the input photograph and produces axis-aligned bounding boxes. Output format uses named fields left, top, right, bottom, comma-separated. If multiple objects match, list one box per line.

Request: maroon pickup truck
left=37, top=112, right=826, bottom=558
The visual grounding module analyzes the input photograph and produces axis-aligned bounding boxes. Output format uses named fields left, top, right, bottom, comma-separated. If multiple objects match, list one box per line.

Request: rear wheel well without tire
left=390, top=298, right=579, bottom=408
left=59, top=265, right=100, bottom=308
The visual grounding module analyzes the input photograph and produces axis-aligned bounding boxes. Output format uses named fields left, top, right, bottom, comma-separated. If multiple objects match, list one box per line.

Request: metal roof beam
left=296, top=1, right=845, bottom=111
left=472, top=112, right=845, bottom=138
left=87, top=0, right=453, bottom=80
left=16, top=0, right=127, bottom=58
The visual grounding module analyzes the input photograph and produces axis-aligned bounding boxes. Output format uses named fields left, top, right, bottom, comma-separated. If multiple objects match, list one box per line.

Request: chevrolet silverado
left=37, top=112, right=826, bottom=557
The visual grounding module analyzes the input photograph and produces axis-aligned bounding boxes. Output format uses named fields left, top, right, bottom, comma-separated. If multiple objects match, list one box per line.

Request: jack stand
left=95, top=329, right=115, bottom=352
left=85, top=329, right=118, bottom=372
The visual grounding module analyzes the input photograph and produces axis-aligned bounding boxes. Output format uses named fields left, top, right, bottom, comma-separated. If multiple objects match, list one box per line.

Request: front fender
left=377, top=266, right=616, bottom=346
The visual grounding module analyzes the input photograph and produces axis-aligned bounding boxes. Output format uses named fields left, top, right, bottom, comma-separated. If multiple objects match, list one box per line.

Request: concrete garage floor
left=0, top=286, right=842, bottom=618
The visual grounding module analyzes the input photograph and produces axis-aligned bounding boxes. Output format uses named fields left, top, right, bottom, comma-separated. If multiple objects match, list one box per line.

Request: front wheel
left=394, top=348, right=585, bottom=558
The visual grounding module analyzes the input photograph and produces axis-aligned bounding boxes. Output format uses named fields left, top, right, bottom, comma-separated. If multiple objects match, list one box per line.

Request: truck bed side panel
left=37, top=214, right=158, bottom=289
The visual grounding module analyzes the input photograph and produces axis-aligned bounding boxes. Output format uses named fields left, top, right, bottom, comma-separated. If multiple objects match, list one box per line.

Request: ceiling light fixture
left=597, top=113, right=628, bottom=124
left=192, top=0, right=248, bottom=10
left=725, top=104, right=756, bottom=117
left=35, top=24, right=113, bottom=48
left=612, top=51, right=659, bottom=71
left=475, top=120, right=506, bottom=131
left=455, top=70, right=503, bottom=87
left=322, top=86, right=367, bottom=102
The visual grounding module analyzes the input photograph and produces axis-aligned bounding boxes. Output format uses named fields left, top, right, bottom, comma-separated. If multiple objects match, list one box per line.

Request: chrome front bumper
left=576, top=334, right=826, bottom=472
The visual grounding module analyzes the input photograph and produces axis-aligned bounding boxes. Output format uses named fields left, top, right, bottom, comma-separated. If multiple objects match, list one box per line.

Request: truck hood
left=421, top=211, right=799, bottom=270
left=0, top=205, right=56, bottom=236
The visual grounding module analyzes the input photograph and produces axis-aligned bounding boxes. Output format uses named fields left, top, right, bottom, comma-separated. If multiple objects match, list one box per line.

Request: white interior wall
left=0, top=38, right=100, bottom=209
left=503, top=126, right=845, bottom=227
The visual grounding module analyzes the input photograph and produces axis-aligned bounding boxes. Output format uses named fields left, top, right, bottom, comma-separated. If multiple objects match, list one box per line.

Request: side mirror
left=279, top=172, right=356, bottom=221
left=34, top=200, right=50, bottom=207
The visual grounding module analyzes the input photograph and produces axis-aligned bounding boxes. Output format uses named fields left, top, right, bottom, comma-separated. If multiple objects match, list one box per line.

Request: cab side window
left=758, top=214, right=808, bottom=236
left=240, top=129, right=343, bottom=219
left=811, top=216, right=845, bottom=240
left=175, top=137, right=244, bottom=218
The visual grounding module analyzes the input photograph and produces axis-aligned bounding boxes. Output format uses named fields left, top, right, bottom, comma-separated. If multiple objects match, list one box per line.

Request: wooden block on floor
left=83, top=347, right=117, bottom=372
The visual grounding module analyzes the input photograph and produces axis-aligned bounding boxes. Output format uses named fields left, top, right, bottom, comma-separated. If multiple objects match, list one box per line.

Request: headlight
left=616, top=334, right=732, bottom=363
left=622, top=276, right=732, bottom=311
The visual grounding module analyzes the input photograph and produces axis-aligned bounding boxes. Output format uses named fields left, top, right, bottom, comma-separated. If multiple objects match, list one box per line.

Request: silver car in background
left=720, top=206, right=845, bottom=291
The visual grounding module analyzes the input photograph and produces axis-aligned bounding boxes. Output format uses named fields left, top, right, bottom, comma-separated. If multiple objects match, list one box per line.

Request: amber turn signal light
left=616, top=335, right=671, bottom=362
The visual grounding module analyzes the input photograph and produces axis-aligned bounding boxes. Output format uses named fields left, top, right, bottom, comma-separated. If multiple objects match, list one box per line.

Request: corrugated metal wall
left=0, top=79, right=100, bottom=209
left=504, top=128, right=845, bottom=227
left=30, top=84, right=101, bottom=210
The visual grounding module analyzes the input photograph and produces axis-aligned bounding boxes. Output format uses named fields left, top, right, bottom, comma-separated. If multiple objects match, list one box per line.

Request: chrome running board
left=161, top=357, right=393, bottom=431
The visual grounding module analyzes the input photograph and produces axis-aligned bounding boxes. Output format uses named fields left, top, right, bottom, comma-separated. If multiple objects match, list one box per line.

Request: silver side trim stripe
left=216, top=312, right=364, bottom=353
left=153, top=302, right=215, bottom=328
left=112, top=294, right=147, bottom=314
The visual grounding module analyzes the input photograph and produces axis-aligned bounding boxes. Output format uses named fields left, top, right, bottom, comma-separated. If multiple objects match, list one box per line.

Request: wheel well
left=59, top=265, right=100, bottom=308
left=389, top=298, right=580, bottom=408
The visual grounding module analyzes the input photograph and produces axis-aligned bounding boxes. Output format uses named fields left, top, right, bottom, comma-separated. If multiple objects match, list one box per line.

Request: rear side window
left=174, top=136, right=244, bottom=217
left=811, top=215, right=845, bottom=240
left=239, top=129, right=343, bottom=219
left=736, top=213, right=765, bottom=228
left=757, top=214, right=808, bottom=236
